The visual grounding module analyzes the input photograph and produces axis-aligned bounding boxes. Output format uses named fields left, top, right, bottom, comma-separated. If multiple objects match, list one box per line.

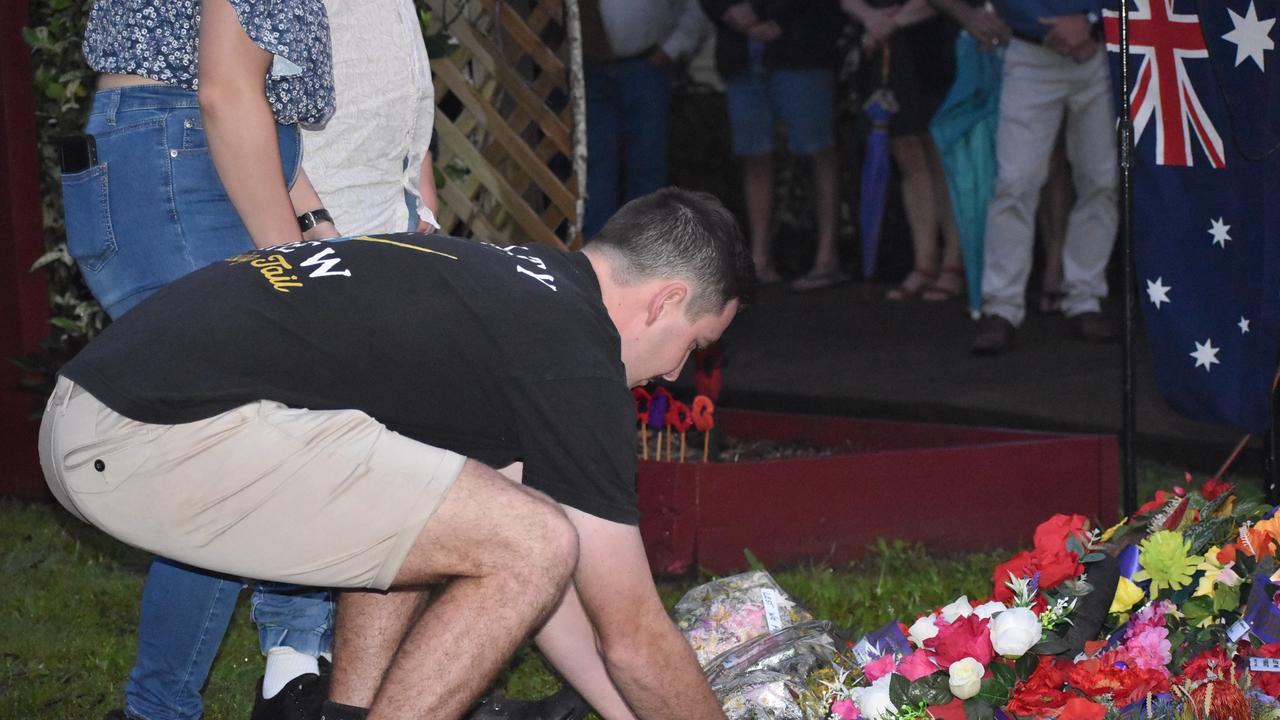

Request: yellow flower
left=1194, top=546, right=1225, bottom=597
left=1132, top=530, right=1199, bottom=598
left=1110, top=576, right=1145, bottom=614
left=1100, top=518, right=1128, bottom=543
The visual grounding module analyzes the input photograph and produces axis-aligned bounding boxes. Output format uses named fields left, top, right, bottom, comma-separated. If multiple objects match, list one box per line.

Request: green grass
left=0, top=459, right=1250, bottom=718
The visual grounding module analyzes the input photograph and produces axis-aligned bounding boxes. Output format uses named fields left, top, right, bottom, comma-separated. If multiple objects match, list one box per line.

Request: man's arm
left=565, top=506, right=725, bottom=719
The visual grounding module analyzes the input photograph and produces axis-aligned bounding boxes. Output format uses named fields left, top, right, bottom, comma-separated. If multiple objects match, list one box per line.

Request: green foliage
left=22, top=0, right=105, bottom=397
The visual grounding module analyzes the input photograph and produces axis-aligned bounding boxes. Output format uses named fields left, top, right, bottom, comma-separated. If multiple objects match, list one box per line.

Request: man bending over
left=40, top=188, right=754, bottom=719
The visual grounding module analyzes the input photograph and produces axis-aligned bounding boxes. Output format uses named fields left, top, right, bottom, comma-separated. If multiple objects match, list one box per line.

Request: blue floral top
left=83, top=0, right=335, bottom=126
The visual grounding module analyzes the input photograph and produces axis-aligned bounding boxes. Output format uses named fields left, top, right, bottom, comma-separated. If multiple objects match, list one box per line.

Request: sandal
left=921, top=266, right=964, bottom=302
left=886, top=269, right=937, bottom=301
left=1037, top=288, right=1066, bottom=315
left=790, top=267, right=851, bottom=292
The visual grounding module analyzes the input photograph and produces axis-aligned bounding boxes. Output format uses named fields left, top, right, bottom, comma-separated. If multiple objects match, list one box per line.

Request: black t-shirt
left=62, top=234, right=640, bottom=524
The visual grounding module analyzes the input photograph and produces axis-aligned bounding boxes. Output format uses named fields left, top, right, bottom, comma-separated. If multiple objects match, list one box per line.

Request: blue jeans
left=61, top=85, right=335, bottom=720
left=582, top=57, right=670, bottom=239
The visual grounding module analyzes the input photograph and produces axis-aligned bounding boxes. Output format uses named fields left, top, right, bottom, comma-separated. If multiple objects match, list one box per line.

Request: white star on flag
left=1240, top=316, right=1252, bottom=334
left=1223, top=1, right=1275, bottom=71
left=1190, top=338, right=1221, bottom=371
left=1209, top=217, right=1232, bottom=247
left=1146, top=277, right=1172, bottom=308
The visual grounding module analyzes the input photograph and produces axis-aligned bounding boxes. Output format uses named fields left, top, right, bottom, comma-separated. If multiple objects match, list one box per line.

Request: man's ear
left=644, top=282, right=689, bottom=326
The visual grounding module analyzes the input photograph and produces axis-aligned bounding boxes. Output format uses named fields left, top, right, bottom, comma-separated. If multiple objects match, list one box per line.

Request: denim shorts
left=725, top=68, right=836, bottom=156
left=61, top=84, right=301, bottom=319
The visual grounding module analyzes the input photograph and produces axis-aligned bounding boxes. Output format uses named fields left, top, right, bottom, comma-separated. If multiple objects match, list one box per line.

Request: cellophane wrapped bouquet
left=678, top=475, right=1280, bottom=719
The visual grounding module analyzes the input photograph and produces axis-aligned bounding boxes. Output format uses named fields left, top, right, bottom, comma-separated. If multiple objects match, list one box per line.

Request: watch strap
left=297, top=208, right=334, bottom=232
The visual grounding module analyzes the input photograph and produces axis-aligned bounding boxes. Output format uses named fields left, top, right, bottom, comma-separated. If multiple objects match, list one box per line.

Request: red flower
left=1136, top=490, right=1171, bottom=516
left=992, top=547, right=1083, bottom=602
left=1247, top=643, right=1280, bottom=699
left=1033, top=514, right=1089, bottom=555
left=1200, top=477, right=1233, bottom=501
left=924, top=615, right=993, bottom=667
left=1178, top=646, right=1234, bottom=684
left=1006, top=656, right=1075, bottom=716
left=1056, top=697, right=1106, bottom=720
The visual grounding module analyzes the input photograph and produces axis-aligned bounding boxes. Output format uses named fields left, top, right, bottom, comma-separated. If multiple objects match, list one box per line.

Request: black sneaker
left=1068, top=311, right=1118, bottom=343
left=467, top=687, right=589, bottom=720
left=250, top=671, right=327, bottom=720
left=971, top=314, right=1016, bottom=355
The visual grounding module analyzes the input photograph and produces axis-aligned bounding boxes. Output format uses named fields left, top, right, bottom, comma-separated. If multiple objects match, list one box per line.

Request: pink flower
left=898, top=650, right=940, bottom=681
left=831, top=699, right=859, bottom=719
left=864, top=654, right=897, bottom=683
left=1124, top=625, right=1173, bottom=670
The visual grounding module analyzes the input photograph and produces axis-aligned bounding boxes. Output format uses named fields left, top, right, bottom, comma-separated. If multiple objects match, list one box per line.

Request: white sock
left=262, top=646, right=320, bottom=699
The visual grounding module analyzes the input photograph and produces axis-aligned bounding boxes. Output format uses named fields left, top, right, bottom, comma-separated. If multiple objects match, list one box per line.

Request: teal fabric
left=930, top=33, right=1003, bottom=314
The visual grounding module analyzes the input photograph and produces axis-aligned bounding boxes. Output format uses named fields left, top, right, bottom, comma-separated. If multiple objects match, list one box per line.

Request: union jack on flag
left=1105, top=0, right=1280, bottom=432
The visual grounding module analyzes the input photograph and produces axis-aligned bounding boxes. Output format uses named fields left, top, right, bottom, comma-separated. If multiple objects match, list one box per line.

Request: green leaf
left=1014, top=653, right=1038, bottom=680
left=742, top=548, right=766, bottom=572
left=990, top=662, right=1017, bottom=689
left=976, top=677, right=1011, bottom=706
left=1066, top=536, right=1086, bottom=556
left=889, top=673, right=911, bottom=709
left=964, top=697, right=996, bottom=720
left=1057, top=579, right=1095, bottom=597
left=1081, top=552, right=1107, bottom=563
left=1031, top=632, right=1070, bottom=655
left=916, top=674, right=953, bottom=706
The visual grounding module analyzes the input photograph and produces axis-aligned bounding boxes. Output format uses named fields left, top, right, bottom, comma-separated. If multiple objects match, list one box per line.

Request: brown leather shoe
left=1069, top=311, right=1118, bottom=343
left=972, top=314, right=1016, bottom=355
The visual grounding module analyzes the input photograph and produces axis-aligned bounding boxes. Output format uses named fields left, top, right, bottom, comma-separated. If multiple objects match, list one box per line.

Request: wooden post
left=0, top=0, right=53, bottom=498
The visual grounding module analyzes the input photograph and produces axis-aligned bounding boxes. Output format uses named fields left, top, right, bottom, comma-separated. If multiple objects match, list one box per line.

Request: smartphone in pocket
left=56, top=134, right=98, bottom=174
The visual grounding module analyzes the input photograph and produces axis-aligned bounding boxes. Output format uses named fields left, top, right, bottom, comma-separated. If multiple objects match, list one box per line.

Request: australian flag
left=1104, top=0, right=1280, bottom=432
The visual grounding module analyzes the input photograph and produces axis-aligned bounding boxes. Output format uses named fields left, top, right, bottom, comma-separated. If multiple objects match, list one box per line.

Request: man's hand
left=843, top=0, right=899, bottom=46
left=648, top=47, right=673, bottom=66
left=566, top=507, right=725, bottom=719
left=962, top=4, right=1011, bottom=50
left=721, top=2, right=758, bottom=32
left=745, top=20, right=781, bottom=43
left=1041, top=14, right=1097, bottom=61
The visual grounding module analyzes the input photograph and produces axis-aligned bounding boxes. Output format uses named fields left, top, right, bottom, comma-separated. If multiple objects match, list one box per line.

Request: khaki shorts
left=39, top=376, right=465, bottom=590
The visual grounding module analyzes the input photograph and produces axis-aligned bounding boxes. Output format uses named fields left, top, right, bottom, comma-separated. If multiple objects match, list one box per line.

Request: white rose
left=907, top=614, right=939, bottom=647
left=989, top=607, right=1042, bottom=658
left=948, top=657, right=985, bottom=700
left=851, top=674, right=896, bottom=719
left=940, top=596, right=974, bottom=624
left=973, top=600, right=1007, bottom=620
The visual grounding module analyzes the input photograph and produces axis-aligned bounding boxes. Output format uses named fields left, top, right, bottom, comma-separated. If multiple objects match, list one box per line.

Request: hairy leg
left=329, top=589, right=428, bottom=708
left=355, top=460, right=579, bottom=719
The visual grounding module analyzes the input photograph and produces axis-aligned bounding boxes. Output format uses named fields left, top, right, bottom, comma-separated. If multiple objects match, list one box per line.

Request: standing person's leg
left=923, top=134, right=963, bottom=300
left=249, top=584, right=333, bottom=707
left=978, top=42, right=1067, bottom=329
left=772, top=67, right=843, bottom=290
left=584, top=63, right=622, bottom=240
left=618, top=57, right=671, bottom=203
left=125, top=561, right=242, bottom=720
left=1059, top=52, right=1119, bottom=325
left=724, top=71, right=779, bottom=283
left=1036, top=135, right=1072, bottom=313
left=328, top=590, right=429, bottom=713
left=887, top=135, right=941, bottom=299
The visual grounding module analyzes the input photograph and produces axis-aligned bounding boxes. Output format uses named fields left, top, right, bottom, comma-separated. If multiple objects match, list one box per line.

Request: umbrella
left=859, top=46, right=898, bottom=280
left=929, top=32, right=1003, bottom=316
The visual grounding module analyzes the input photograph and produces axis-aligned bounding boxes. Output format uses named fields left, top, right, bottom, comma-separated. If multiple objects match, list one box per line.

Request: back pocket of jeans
left=60, top=164, right=118, bottom=272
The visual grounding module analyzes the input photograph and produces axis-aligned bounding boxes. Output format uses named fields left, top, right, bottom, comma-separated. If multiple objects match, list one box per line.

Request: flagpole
left=1118, top=0, right=1138, bottom=517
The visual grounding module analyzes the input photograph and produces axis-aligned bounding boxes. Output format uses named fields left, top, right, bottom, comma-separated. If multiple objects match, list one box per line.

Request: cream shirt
left=301, top=0, right=438, bottom=235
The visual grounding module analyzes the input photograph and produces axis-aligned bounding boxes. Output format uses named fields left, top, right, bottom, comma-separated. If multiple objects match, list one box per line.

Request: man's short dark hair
left=588, top=188, right=755, bottom=317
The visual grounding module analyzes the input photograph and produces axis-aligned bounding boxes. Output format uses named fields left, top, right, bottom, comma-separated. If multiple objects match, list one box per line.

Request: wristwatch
left=297, top=208, right=334, bottom=232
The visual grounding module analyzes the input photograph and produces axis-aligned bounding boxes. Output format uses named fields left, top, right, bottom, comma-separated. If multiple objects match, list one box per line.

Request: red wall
left=0, top=0, right=54, bottom=498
